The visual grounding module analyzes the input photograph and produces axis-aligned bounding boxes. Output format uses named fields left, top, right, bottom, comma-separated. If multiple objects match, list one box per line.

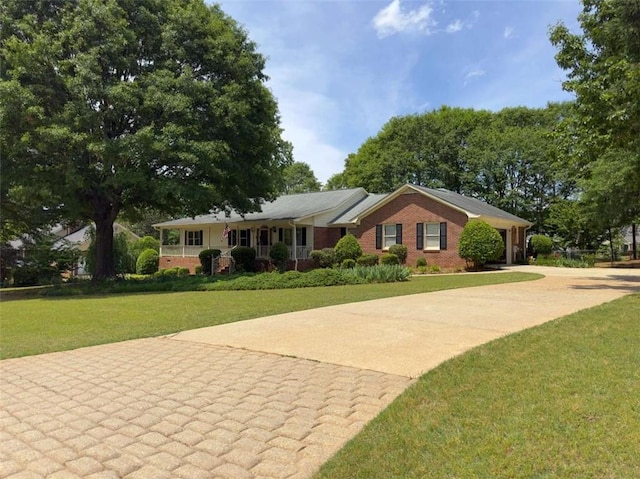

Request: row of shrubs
left=310, top=235, right=409, bottom=269
left=200, top=264, right=412, bottom=291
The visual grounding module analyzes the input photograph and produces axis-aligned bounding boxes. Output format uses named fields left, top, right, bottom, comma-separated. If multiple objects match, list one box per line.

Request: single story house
left=153, top=184, right=532, bottom=272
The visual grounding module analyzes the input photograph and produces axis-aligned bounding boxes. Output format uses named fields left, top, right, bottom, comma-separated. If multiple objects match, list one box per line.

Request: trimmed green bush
left=199, top=249, right=221, bottom=275
left=334, top=234, right=362, bottom=264
left=530, top=234, right=553, bottom=257
left=131, top=236, right=160, bottom=260
left=231, top=246, right=256, bottom=272
left=341, top=259, right=356, bottom=269
left=357, top=254, right=379, bottom=267
left=381, top=253, right=400, bottom=265
left=195, top=265, right=202, bottom=275
left=269, top=242, right=290, bottom=272
left=388, top=244, right=408, bottom=264
left=458, top=220, right=504, bottom=270
left=136, top=248, right=159, bottom=275
left=416, top=257, right=427, bottom=267
left=310, top=248, right=335, bottom=268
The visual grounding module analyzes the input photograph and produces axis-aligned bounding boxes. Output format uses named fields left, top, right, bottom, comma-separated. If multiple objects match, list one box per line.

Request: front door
left=258, top=226, right=270, bottom=258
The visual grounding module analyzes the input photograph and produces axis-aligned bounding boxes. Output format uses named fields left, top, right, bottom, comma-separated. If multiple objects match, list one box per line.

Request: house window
left=376, top=224, right=403, bottom=249
left=425, top=223, right=440, bottom=251
left=239, top=229, right=250, bottom=247
left=296, top=227, right=307, bottom=246
left=185, top=230, right=203, bottom=246
left=383, top=224, right=397, bottom=248
left=417, top=222, right=447, bottom=251
left=278, top=227, right=307, bottom=246
left=228, top=229, right=250, bottom=247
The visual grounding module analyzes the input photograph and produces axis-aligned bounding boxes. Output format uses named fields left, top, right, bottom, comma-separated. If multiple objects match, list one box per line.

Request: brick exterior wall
left=351, top=192, right=469, bottom=269
left=159, top=256, right=200, bottom=273
left=314, top=227, right=343, bottom=250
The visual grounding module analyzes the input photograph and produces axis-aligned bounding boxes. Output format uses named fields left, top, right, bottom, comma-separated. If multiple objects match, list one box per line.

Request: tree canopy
left=550, top=0, right=639, bottom=257
left=0, top=0, right=291, bottom=278
left=281, top=161, right=321, bottom=194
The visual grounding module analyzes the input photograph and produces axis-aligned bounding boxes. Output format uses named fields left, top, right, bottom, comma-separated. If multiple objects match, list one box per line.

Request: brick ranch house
left=153, top=184, right=531, bottom=272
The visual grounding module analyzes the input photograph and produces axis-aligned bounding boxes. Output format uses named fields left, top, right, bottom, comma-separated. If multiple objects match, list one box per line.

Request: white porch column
left=291, top=222, right=298, bottom=271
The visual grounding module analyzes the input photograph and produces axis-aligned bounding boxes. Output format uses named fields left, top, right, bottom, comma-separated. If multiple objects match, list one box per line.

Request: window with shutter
left=375, top=225, right=382, bottom=249
left=416, top=223, right=424, bottom=250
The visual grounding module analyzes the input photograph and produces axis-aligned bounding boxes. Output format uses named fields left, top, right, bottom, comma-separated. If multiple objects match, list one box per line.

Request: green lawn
left=0, top=272, right=538, bottom=359
left=315, top=293, right=640, bottom=479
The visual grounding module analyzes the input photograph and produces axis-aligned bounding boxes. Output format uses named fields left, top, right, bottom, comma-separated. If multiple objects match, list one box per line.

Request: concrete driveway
left=172, top=265, right=640, bottom=377
left=1, top=266, right=638, bottom=478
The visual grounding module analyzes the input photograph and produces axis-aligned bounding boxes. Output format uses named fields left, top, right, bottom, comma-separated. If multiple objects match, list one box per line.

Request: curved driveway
left=1, top=266, right=638, bottom=478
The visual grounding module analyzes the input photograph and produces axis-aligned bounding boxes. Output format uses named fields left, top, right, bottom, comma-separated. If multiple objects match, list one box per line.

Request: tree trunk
left=608, top=227, right=615, bottom=265
left=632, top=223, right=638, bottom=260
left=92, top=194, right=120, bottom=280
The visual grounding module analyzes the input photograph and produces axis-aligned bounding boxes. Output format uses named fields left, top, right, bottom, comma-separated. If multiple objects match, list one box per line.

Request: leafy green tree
left=282, top=162, right=321, bottom=194
left=550, top=0, right=640, bottom=258
left=85, top=228, right=135, bottom=277
left=461, top=104, right=573, bottom=231
left=130, top=236, right=160, bottom=261
left=337, top=107, right=491, bottom=193
left=458, top=220, right=504, bottom=270
left=0, top=0, right=292, bottom=279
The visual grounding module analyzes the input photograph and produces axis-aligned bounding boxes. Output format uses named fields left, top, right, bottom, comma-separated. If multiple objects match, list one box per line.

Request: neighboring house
left=53, top=222, right=140, bottom=276
left=621, top=225, right=639, bottom=257
left=154, top=184, right=532, bottom=272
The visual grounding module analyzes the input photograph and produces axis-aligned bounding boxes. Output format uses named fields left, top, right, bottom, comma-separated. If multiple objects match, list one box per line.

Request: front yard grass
left=0, top=272, right=538, bottom=359
left=315, top=293, right=640, bottom=479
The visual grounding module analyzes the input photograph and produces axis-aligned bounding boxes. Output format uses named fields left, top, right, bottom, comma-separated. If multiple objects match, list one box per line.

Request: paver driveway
left=1, top=266, right=638, bottom=478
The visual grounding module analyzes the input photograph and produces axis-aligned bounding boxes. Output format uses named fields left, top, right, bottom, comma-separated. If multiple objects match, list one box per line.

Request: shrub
left=131, top=236, right=160, bottom=260
left=341, top=258, right=356, bottom=269
left=416, top=257, right=427, bottom=267
left=334, top=234, right=362, bottom=263
left=199, top=249, right=222, bottom=275
left=381, top=253, right=400, bottom=265
left=530, top=235, right=553, bottom=257
left=136, top=248, right=159, bottom=275
left=231, top=246, right=256, bottom=272
left=269, top=242, right=290, bottom=272
left=458, top=220, right=504, bottom=270
left=357, top=254, right=379, bottom=267
left=346, top=264, right=412, bottom=283
left=310, top=248, right=335, bottom=268
left=195, top=265, right=202, bottom=275
left=388, top=244, right=408, bottom=264
left=12, top=266, right=41, bottom=287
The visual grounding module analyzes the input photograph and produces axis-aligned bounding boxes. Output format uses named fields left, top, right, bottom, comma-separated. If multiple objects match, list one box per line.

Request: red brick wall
left=159, top=256, right=200, bottom=273
left=352, top=192, right=469, bottom=269
left=314, top=227, right=343, bottom=250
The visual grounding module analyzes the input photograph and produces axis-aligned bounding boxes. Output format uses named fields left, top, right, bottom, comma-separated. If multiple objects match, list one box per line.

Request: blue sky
left=216, top=0, right=582, bottom=185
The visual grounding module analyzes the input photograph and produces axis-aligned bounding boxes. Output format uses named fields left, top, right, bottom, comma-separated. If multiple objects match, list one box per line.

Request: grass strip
left=0, top=272, right=538, bottom=359
left=315, top=293, right=640, bottom=479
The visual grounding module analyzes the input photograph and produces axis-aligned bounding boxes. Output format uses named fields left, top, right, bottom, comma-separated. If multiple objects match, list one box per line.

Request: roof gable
left=341, top=184, right=531, bottom=227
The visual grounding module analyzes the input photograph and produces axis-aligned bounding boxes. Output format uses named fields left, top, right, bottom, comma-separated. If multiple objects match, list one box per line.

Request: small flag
left=222, top=224, right=230, bottom=239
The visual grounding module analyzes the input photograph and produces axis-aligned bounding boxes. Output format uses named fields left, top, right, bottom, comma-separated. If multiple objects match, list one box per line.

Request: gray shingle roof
left=412, top=185, right=531, bottom=225
left=330, top=193, right=389, bottom=224
left=153, top=188, right=367, bottom=227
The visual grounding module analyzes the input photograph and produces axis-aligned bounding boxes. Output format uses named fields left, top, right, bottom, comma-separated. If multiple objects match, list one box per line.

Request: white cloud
left=504, top=26, right=514, bottom=39
left=373, top=0, right=437, bottom=38
left=463, top=69, right=486, bottom=86
left=446, top=19, right=463, bottom=33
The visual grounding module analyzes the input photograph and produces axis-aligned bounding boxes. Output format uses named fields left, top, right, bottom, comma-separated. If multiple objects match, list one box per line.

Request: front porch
left=159, top=244, right=314, bottom=260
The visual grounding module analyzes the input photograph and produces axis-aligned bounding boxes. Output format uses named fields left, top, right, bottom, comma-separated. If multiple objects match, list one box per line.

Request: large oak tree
left=1, top=0, right=291, bottom=278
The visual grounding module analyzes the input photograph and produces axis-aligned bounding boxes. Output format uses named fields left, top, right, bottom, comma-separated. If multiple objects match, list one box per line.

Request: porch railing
left=160, top=244, right=312, bottom=260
